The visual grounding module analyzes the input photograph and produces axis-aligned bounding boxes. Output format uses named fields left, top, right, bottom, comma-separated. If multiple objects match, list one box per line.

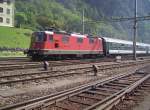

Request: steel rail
left=0, top=72, right=86, bottom=85
left=0, top=63, right=123, bottom=79
left=0, top=58, right=149, bottom=72
left=93, top=73, right=150, bottom=110
left=0, top=60, right=147, bottom=85
left=0, top=72, right=134, bottom=110
left=83, top=73, right=150, bottom=110
left=0, top=64, right=43, bottom=71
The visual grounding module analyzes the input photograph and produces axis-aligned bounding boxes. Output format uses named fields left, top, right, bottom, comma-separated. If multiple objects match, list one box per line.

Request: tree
left=15, top=12, right=27, bottom=28
left=36, top=16, right=51, bottom=28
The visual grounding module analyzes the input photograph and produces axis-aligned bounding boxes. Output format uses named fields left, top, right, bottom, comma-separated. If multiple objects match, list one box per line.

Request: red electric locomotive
left=27, top=30, right=103, bottom=59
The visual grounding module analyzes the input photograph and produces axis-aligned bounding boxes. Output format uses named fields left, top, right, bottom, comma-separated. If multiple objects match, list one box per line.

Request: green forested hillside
left=15, top=0, right=126, bottom=38
left=15, top=0, right=150, bottom=43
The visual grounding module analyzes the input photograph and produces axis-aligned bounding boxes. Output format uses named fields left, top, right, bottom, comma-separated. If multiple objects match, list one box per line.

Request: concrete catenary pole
left=133, top=0, right=137, bottom=60
left=82, top=9, right=85, bottom=34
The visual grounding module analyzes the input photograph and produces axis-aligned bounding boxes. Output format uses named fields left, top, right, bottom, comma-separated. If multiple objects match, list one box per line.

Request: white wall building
left=0, top=0, right=15, bottom=27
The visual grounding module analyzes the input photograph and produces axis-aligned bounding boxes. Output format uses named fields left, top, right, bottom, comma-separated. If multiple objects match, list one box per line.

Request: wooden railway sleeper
left=103, top=85, right=124, bottom=90
left=68, top=98, right=92, bottom=106
left=85, top=90, right=111, bottom=97
left=105, top=83, right=129, bottom=88
left=95, top=87, right=119, bottom=93
left=76, top=94, right=101, bottom=101
left=110, top=81, right=131, bottom=86
left=93, top=88, right=116, bottom=93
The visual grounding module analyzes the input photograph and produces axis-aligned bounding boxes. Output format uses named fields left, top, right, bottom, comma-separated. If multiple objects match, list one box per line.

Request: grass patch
left=0, top=51, right=26, bottom=57
left=0, top=26, right=32, bottom=48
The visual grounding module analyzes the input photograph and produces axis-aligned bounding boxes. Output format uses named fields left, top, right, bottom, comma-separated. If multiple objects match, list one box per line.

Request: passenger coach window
left=77, top=38, right=83, bottom=43
left=62, top=36, right=69, bottom=43
left=49, top=35, right=53, bottom=42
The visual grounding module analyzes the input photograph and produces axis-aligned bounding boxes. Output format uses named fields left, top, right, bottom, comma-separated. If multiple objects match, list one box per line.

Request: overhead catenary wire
left=82, top=0, right=150, bottom=60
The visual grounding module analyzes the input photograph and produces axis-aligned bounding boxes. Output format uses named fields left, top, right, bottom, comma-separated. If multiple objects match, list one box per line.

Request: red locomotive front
left=27, top=31, right=103, bottom=59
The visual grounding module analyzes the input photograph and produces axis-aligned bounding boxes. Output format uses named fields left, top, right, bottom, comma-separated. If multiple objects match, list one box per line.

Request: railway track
left=0, top=61, right=79, bottom=71
left=110, top=66, right=150, bottom=110
left=111, top=79, right=150, bottom=110
left=0, top=60, right=149, bottom=87
left=0, top=56, right=149, bottom=71
left=0, top=66, right=149, bottom=110
left=0, top=58, right=108, bottom=71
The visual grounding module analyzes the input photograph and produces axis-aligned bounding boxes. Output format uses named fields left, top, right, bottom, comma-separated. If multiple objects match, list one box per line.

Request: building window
left=0, top=0, right=11, bottom=4
left=0, top=17, right=3, bottom=23
left=7, top=9, right=10, bottom=14
left=6, top=0, right=11, bottom=5
left=6, top=18, right=10, bottom=24
left=0, top=0, right=4, bottom=4
left=0, top=7, right=3, bottom=13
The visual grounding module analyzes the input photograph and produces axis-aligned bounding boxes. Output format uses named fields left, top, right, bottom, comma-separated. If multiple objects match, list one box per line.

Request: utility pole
left=133, top=0, right=137, bottom=60
left=82, top=9, right=85, bottom=34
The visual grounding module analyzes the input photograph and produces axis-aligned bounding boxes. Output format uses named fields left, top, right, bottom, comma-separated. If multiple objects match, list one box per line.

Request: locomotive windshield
left=34, top=32, right=46, bottom=42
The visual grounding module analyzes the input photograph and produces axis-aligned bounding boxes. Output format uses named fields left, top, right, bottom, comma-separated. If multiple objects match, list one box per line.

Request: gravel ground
left=133, top=94, right=150, bottom=110
left=0, top=62, right=149, bottom=107
left=130, top=66, right=150, bottom=110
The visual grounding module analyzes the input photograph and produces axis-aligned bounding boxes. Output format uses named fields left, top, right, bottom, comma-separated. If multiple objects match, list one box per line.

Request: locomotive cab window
left=35, top=32, right=46, bottom=42
left=62, top=35, right=69, bottom=43
left=77, top=38, right=83, bottom=43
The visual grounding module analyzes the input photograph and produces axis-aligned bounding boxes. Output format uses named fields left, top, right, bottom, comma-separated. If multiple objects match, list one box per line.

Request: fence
left=0, top=47, right=28, bottom=52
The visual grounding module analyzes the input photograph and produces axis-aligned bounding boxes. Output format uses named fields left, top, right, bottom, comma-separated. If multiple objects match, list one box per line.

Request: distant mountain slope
left=15, top=0, right=150, bottom=43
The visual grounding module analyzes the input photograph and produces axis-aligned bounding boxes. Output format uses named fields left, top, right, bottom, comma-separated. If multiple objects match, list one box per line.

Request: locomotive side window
left=49, top=35, right=53, bottom=42
left=77, top=38, right=83, bottom=43
left=55, top=43, right=59, bottom=48
left=89, top=38, right=94, bottom=44
left=62, top=35, right=69, bottom=43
